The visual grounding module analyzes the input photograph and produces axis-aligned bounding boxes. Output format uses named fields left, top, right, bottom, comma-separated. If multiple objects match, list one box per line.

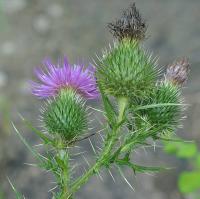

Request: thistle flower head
left=97, top=40, right=158, bottom=99
left=108, top=3, right=147, bottom=41
left=135, top=81, right=183, bottom=135
left=42, top=89, right=87, bottom=142
left=165, top=57, right=190, bottom=86
left=31, top=57, right=99, bottom=99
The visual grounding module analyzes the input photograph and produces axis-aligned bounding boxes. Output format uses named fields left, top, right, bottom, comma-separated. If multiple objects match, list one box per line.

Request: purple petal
left=30, top=57, right=99, bottom=99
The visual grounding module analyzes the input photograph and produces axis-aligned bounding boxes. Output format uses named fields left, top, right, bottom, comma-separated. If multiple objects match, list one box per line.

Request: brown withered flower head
left=165, top=58, right=190, bottom=86
left=108, top=3, right=147, bottom=41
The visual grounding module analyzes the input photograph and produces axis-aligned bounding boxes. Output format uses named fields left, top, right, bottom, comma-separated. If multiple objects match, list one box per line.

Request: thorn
left=72, top=151, right=87, bottom=157
left=96, top=145, right=102, bottom=151
left=97, top=171, right=103, bottom=181
left=34, top=143, right=44, bottom=147
left=24, top=163, right=38, bottom=167
left=118, top=167, right=135, bottom=192
left=49, top=181, right=57, bottom=184
left=89, top=138, right=97, bottom=155
left=94, top=114, right=104, bottom=126
left=87, top=106, right=105, bottom=114
left=18, top=113, right=24, bottom=120
left=108, top=169, right=116, bottom=183
left=153, top=141, right=156, bottom=152
left=142, top=146, right=148, bottom=156
left=71, top=163, right=79, bottom=172
left=82, top=166, right=87, bottom=173
left=99, top=133, right=105, bottom=142
left=134, top=149, right=139, bottom=155
left=48, top=185, right=58, bottom=192
left=145, top=172, right=156, bottom=177
left=82, top=155, right=90, bottom=168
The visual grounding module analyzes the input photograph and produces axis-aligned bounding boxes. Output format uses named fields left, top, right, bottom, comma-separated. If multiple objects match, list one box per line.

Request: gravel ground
left=0, top=0, right=199, bottom=199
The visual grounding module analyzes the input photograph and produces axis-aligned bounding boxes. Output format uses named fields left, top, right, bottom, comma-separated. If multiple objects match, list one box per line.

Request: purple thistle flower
left=31, top=57, right=99, bottom=99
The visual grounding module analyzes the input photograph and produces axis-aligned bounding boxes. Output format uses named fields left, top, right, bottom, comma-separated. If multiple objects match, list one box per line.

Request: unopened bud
left=165, top=58, right=190, bottom=86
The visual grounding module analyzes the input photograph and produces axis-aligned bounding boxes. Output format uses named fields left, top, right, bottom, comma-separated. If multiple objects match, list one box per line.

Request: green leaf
left=116, top=159, right=166, bottom=173
left=176, top=143, right=197, bottom=158
left=164, top=142, right=178, bottom=154
left=131, top=164, right=167, bottom=173
left=160, top=136, right=193, bottom=143
left=100, top=91, right=117, bottom=126
left=135, top=103, right=186, bottom=111
left=12, top=122, right=46, bottom=165
left=195, top=154, right=200, bottom=169
left=121, top=140, right=148, bottom=153
left=164, top=140, right=197, bottom=158
left=178, top=171, right=200, bottom=193
left=20, top=115, right=53, bottom=145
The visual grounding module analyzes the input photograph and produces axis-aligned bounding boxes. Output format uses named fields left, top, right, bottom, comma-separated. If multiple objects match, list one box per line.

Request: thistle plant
left=12, top=3, right=191, bottom=199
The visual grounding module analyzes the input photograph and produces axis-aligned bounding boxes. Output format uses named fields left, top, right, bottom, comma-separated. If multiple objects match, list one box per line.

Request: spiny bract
left=42, top=89, right=87, bottom=141
left=97, top=39, right=158, bottom=99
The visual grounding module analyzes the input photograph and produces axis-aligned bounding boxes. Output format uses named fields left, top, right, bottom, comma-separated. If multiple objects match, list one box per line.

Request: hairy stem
left=55, top=146, right=72, bottom=199
left=68, top=97, right=128, bottom=197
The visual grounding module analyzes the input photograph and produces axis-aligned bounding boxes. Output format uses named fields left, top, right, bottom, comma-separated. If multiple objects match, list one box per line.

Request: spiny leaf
left=121, top=140, right=144, bottom=152
left=12, top=122, right=49, bottom=170
left=130, top=164, right=167, bottom=173
left=19, top=115, right=53, bottom=145
left=159, top=136, right=193, bottom=143
left=12, top=122, right=44, bottom=162
left=117, top=166, right=135, bottom=191
left=135, top=103, right=185, bottom=111
left=116, top=159, right=167, bottom=173
left=100, top=85, right=117, bottom=126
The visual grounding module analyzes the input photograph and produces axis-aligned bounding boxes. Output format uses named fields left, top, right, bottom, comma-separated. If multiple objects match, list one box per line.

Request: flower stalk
left=70, top=97, right=128, bottom=196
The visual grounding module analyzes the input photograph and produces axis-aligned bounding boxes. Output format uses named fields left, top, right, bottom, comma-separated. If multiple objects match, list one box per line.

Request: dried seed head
left=165, top=58, right=190, bottom=86
left=108, top=3, right=147, bottom=41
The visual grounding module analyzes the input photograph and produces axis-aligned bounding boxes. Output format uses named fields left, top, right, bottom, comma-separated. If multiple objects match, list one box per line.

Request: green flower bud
left=136, top=82, right=183, bottom=134
left=41, top=89, right=87, bottom=142
left=97, top=39, right=158, bottom=99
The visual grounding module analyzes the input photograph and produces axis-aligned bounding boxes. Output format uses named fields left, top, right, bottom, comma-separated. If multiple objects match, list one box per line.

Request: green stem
left=69, top=97, right=128, bottom=197
left=55, top=146, right=72, bottom=199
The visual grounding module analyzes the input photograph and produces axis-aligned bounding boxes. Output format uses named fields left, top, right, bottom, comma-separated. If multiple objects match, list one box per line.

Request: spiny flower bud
left=165, top=58, right=190, bottom=86
left=97, top=39, right=158, bottom=99
left=41, top=89, right=87, bottom=142
left=108, top=3, right=147, bottom=41
left=136, top=82, right=183, bottom=134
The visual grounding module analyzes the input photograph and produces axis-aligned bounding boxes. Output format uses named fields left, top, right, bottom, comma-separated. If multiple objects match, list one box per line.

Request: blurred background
left=0, top=0, right=199, bottom=198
